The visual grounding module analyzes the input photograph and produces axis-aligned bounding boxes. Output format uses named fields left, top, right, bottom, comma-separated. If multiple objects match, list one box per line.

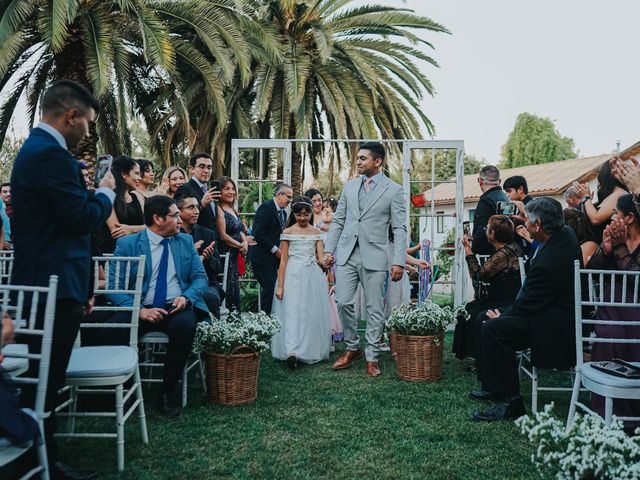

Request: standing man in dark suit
left=11, top=80, right=115, bottom=480
left=470, top=197, right=581, bottom=421
left=472, top=166, right=509, bottom=256
left=174, top=152, right=221, bottom=231
left=250, top=183, right=293, bottom=314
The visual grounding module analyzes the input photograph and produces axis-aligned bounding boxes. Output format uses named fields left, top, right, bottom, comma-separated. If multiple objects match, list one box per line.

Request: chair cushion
left=583, top=362, right=640, bottom=388
left=140, top=331, right=169, bottom=343
left=1, top=344, right=29, bottom=373
left=66, top=346, right=137, bottom=378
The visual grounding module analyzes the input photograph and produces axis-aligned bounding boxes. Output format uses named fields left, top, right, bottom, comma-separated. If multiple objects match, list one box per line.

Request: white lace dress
left=271, top=234, right=332, bottom=364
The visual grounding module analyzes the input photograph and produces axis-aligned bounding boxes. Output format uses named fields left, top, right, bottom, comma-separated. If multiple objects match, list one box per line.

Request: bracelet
left=328, top=282, right=335, bottom=285
left=581, top=195, right=591, bottom=203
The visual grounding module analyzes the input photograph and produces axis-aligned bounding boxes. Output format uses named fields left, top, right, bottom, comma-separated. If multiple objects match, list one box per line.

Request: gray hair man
left=563, top=186, right=583, bottom=211
left=470, top=197, right=581, bottom=422
left=472, top=165, right=509, bottom=255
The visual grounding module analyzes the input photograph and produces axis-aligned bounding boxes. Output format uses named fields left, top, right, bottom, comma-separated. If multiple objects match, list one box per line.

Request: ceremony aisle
left=61, top=335, right=553, bottom=479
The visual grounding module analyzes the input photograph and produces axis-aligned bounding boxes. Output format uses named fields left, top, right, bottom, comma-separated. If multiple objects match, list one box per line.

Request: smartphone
left=94, top=154, right=113, bottom=188
left=497, top=201, right=517, bottom=216
left=210, top=180, right=221, bottom=191
left=462, top=221, right=470, bottom=237
left=164, top=305, right=177, bottom=317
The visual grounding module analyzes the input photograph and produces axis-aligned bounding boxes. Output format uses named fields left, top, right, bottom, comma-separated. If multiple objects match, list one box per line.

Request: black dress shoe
left=157, top=393, right=180, bottom=418
left=469, top=389, right=496, bottom=401
left=52, top=461, right=98, bottom=480
left=472, top=396, right=526, bottom=422
left=287, top=354, right=298, bottom=370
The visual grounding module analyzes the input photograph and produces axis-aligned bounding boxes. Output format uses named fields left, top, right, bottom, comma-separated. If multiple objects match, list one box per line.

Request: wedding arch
left=230, top=138, right=466, bottom=309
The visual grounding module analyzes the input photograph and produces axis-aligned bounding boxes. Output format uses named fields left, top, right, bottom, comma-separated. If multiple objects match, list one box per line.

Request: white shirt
left=142, top=229, right=182, bottom=306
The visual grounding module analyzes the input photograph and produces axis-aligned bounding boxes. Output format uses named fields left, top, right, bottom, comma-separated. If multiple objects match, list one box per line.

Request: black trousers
left=253, top=262, right=277, bottom=314
left=87, top=308, right=197, bottom=399
left=480, top=313, right=532, bottom=398
left=203, top=286, right=221, bottom=319
left=21, top=299, right=84, bottom=463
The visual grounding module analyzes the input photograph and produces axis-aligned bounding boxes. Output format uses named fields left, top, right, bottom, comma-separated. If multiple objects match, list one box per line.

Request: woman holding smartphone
left=216, top=176, right=249, bottom=312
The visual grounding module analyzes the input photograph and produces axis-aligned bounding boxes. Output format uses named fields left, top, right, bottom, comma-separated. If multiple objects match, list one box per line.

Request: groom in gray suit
left=324, top=142, right=407, bottom=377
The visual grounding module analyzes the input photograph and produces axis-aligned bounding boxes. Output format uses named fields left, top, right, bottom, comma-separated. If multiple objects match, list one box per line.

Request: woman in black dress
left=98, top=156, right=145, bottom=254
left=453, top=215, right=522, bottom=366
left=215, top=176, right=249, bottom=312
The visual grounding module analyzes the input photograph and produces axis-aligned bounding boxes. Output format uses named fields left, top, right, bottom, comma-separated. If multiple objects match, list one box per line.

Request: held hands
left=486, top=309, right=501, bottom=319
left=275, top=248, right=282, bottom=260
left=322, top=253, right=334, bottom=268
left=390, top=265, right=404, bottom=282
left=275, top=287, right=284, bottom=300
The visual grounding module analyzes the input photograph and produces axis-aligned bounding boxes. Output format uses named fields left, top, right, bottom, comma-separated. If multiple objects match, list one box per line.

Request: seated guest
left=586, top=194, right=640, bottom=432
left=453, top=215, right=522, bottom=366
left=563, top=208, right=598, bottom=265
left=471, top=197, right=581, bottom=422
left=176, top=193, right=224, bottom=318
left=0, top=313, right=40, bottom=450
left=103, top=195, right=208, bottom=417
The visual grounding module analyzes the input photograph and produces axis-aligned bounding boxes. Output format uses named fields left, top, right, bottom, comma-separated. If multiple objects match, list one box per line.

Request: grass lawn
left=56, top=334, right=578, bottom=480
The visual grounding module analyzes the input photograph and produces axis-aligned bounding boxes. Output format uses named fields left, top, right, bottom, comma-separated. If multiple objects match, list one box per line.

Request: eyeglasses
left=195, top=164, right=213, bottom=170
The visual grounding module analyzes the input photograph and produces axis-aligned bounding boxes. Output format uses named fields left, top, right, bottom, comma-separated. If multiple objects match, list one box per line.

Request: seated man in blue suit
left=104, top=195, right=208, bottom=417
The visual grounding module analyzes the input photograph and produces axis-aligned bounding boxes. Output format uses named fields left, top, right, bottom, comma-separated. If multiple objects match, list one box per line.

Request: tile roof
left=419, top=153, right=612, bottom=206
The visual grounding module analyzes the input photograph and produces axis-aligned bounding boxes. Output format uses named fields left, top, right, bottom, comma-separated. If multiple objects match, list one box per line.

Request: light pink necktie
left=364, top=177, right=373, bottom=194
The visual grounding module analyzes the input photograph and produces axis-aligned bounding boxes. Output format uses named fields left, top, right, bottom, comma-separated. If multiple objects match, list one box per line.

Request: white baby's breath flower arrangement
left=516, top=403, right=640, bottom=480
left=193, top=311, right=281, bottom=355
left=387, top=300, right=460, bottom=339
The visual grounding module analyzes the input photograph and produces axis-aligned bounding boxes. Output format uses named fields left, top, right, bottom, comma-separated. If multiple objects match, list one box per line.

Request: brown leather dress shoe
left=366, top=361, right=381, bottom=377
left=332, top=349, right=363, bottom=370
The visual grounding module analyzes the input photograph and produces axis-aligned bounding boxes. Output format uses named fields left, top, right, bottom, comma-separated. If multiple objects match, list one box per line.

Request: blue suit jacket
left=11, top=128, right=112, bottom=302
left=107, top=229, right=209, bottom=312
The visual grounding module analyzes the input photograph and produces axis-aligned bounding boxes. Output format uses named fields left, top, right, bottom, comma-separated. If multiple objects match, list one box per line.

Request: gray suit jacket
left=325, top=175, right=407, bottom=271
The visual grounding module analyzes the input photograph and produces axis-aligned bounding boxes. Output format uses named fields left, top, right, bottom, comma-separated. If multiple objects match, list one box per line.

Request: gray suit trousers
left=335, top=245, right=387, bottom=361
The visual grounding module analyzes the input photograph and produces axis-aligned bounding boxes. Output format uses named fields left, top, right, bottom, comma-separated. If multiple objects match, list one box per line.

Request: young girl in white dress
left=271, top=197, right=332, bottom=368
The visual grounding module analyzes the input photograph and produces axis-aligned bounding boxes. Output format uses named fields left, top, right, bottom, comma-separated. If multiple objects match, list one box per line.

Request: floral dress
left=219, top=209, right=245, bottom=312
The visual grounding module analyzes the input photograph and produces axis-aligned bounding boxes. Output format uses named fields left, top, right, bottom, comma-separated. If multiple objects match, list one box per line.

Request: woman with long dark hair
left=135, top=159, right=155, bottom=199
left=215, top=176, right=248, bottom=312
left=99, top=155, right=144, bottom=254
left=574, top=160, right=628, bottom=242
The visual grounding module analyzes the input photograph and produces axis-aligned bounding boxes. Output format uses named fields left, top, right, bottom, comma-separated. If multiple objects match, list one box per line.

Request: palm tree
left=0, top=0, right=256, bottom=167
left=248, top=0, right=449, bottom=192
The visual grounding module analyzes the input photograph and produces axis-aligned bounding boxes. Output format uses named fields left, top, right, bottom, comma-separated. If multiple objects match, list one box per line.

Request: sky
left=401, top=0, right=639, bottom=163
